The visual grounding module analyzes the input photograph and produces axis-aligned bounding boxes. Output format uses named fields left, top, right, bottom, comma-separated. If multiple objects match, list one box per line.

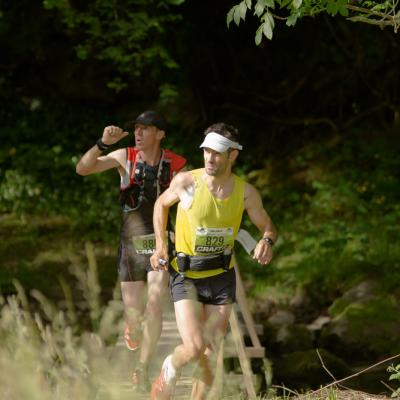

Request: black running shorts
left=169, top=267, right=236, bottom=305
left=117, top=241, right=152, bottom=282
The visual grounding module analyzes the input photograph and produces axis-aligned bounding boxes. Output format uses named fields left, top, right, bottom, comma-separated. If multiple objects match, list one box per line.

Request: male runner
left=76, top=110, right=186, bottom=392
left=149, top=122, right=277, bottom=400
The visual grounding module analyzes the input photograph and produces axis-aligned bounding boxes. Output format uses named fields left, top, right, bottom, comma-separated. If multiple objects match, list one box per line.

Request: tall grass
left=0, top=242, right=133, bottom=400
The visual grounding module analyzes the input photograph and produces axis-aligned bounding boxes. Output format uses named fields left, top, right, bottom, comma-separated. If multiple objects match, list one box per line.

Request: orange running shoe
left=124, top=325, right=141, bottom=351
left=151, top=355, right=179, bottom=400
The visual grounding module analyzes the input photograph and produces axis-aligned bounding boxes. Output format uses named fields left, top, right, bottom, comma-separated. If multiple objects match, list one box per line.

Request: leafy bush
left=0, top=102, right=122, bottom=238
left=388, top=363, right=400, bottom=398
left=240, top=131, right=400, bottom=308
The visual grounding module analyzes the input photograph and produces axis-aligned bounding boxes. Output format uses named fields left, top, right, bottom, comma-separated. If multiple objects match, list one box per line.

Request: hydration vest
left=119, top=147, right=186, bottom=212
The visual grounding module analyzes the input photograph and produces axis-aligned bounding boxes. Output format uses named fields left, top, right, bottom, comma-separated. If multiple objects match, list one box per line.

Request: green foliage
left=227, top=0, right=400, bottom=45
left=0, top=102, right=121, bottom=239
left=241, top=131, right=400, bottom=306
left=388, top=363, right=400, bottom=398
left=41, top=0, right=185, bottom=99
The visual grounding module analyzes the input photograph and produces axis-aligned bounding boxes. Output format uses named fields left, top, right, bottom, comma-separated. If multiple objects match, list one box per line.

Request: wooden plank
left=233, top=255, right=263, bottom=349
left=224, top=345, right=265, bottom=359
left=229, top=308, right=258, bottom=400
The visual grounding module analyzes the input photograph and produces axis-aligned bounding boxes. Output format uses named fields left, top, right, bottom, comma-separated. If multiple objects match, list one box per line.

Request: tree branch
left=346, top=5, right=392, bottom=19
left=297, top=353, right=400, bottom=399
left=347, top=15, right=400, bottom=28
left=346, top=3, right=400, bottom=32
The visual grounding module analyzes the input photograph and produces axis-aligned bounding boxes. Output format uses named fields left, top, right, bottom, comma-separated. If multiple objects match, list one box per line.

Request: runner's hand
left=253, top=240, right=273, bottom=265
left=102, top=125, right=129, bottom=145
left=150, top=247, right=169, bottom=271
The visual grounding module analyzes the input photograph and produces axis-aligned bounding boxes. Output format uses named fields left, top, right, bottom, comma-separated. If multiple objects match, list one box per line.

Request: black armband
left=96, top=138, right=109, bottom=151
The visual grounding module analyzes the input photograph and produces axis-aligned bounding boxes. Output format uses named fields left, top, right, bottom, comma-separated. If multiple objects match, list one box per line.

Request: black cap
left=128, top=110, right=167, bottom=132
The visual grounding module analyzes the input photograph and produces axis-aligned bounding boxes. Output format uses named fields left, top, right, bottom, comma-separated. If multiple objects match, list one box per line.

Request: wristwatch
left=262, top=237, right=274, bottom=246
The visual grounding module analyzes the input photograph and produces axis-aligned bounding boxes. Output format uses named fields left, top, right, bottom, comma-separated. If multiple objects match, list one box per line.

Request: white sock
left=162, top=354, right=178, bottom=384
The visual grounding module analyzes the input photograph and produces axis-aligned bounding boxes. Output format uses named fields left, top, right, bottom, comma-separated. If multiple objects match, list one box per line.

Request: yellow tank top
left=171, top=168, right=245, bottom=279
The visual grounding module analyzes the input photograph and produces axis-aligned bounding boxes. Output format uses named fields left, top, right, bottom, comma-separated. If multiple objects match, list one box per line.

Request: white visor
left=199, top=132, right=243, bottom=153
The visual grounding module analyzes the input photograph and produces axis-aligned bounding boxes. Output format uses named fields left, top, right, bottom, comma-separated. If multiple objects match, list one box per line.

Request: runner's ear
left=157, top=129, right=166, bottom=140
left=228, top=149, right=239, bottom=163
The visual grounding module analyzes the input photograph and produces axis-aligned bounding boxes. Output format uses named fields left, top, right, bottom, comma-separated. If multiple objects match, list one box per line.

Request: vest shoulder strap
left=127, top=147, right=138, bottom=162
left=123, top=147, right=186, bottom=188
left=163, top=149, right=187, bottom=175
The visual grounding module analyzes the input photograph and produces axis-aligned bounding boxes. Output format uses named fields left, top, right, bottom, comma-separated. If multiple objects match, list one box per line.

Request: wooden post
left=233, top=254, right=263, bottom=349
left=229, top=308, right=258, bottom=400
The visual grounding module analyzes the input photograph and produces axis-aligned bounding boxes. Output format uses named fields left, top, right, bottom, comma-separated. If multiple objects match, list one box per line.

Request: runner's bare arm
left=244, top=183, right=277, bottom=265
left=150, top=172, right=193, bottom=270
left=76, top=125, right=128, bottom=175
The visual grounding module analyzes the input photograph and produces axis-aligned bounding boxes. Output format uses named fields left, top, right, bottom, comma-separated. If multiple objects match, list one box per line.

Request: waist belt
left=175, top=250, right=232, bottom=276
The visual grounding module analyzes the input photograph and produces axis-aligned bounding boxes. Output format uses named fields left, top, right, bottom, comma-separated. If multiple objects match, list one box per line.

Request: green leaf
left=292, top=0, right=302, bottom=9
left=239, top=1, right=248, bottom=21
left=245, top=0, right=252, bottom=7
left=255, top=24, right=263, bottom=45
left=371, top=3, right=389, bottom=12
left=327, top=0, right=338, bottom=15
left=281, top=0, right=292, bottom=7
left=338, top=0, right=349, bottom=16
left=389, top=372, right=400, bottom=381
left=227, top=6, right=235, bottom=27
left=233, top=5, right=242, bottom=25
left=254, top=1, right=265, bottom=17
left=339, top=6, right=349, bottom=16
left=266, top=11, right=275, bottom=28
left=263, top=18, right=273, bottom=39
left=286, top=13, right=298, bottom=26
left=265, top=0, right=275, bottom=8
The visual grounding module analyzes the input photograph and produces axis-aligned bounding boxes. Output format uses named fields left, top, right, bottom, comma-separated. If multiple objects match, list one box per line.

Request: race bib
left=194, top=227, right=234, bottom=254
left=132, top=233, right=156, bottom=255
left=131, top=232, right=172, bottom=255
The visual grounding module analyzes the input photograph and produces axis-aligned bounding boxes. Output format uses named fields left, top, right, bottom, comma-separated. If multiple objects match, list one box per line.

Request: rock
left=329, top=280, right=379, bottom=317
left=273, top=349, right=351, bottom=390
left=307, top=315, right=331, bottom=331
left=267, top=310, right=296, bottom=326
left=276, top=324, right=314, bottom=352
left=320, top=294, right=400, bottom=359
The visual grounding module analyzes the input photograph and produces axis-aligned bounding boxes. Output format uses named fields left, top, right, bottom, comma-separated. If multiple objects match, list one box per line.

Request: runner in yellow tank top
left=149, top=123, right=277, bottom=400
left=171, top=168, right=245, bottom=279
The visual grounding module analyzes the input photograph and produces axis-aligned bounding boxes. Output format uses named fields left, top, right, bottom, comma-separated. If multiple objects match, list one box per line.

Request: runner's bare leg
left=140, top=270, right=169, bottom=364
left=191, top=304, right=232, bottom=400
left=121, top=281, right=145, bottom=335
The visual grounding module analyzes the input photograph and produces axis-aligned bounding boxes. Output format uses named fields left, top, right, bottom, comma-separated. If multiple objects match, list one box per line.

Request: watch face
left=263, top=237, right=274, bottom=246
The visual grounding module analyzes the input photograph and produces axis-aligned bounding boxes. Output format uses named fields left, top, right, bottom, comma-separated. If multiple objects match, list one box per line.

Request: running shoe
left=124, top=325, right=141, bottom=351
left=150, top=355, right=179, bottom=400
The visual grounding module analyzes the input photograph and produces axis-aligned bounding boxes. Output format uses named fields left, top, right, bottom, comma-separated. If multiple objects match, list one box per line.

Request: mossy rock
left=273, top=349, right=351, bottom=390
left=276, top=324, right=314, bottom=352
left=321, top=295, right=400, bottom=358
